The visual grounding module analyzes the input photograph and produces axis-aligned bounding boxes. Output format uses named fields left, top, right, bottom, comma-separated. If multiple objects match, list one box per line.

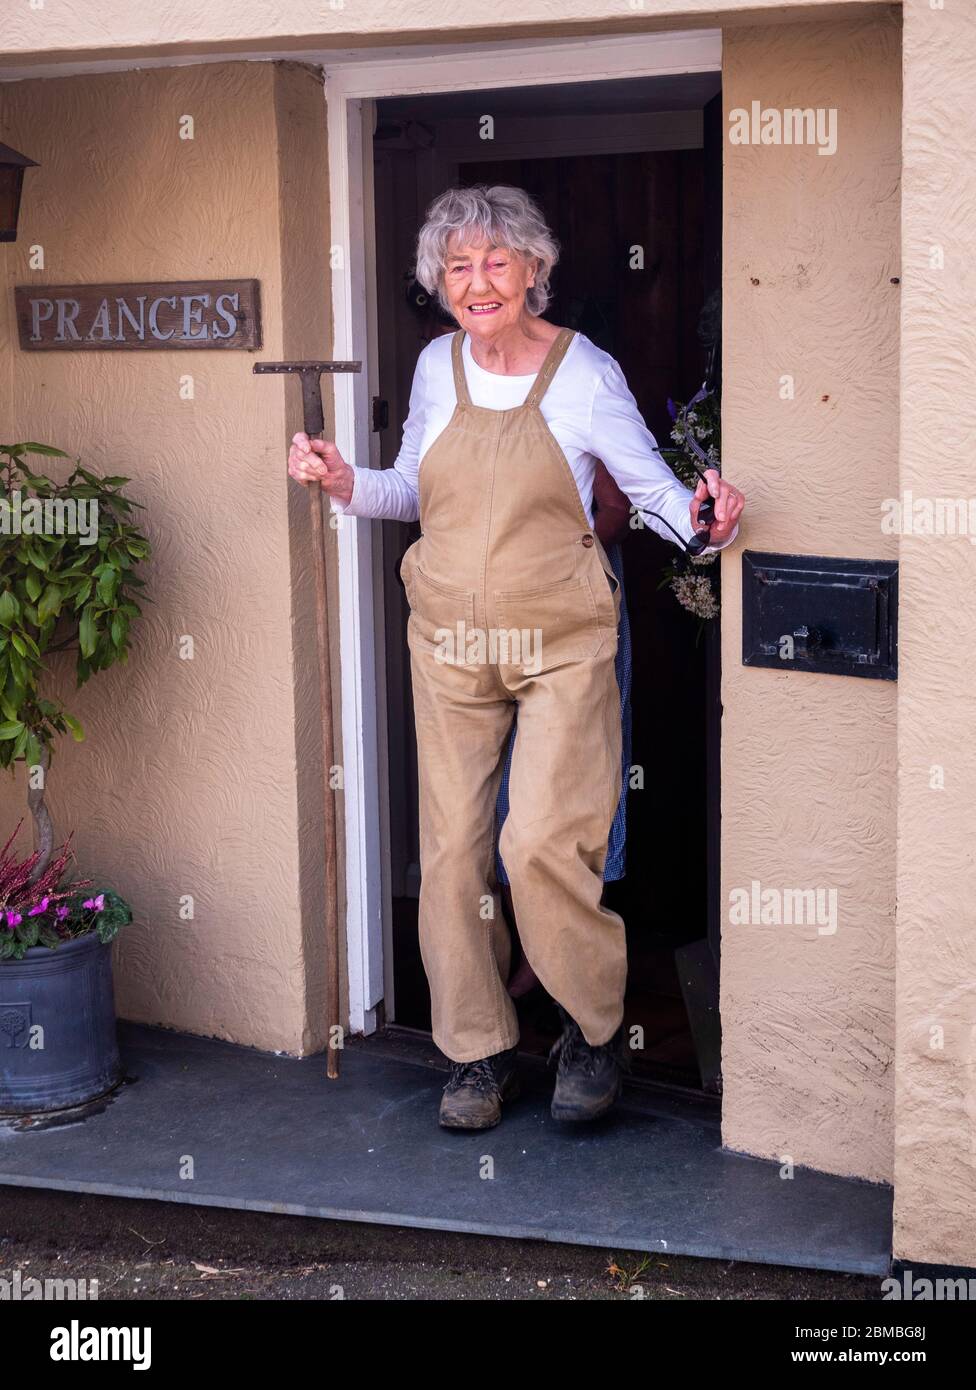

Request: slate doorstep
left=0, top=1021, right=892, bottom=1276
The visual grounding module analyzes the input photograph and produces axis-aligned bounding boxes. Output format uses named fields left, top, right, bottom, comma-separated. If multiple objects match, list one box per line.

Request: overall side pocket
left=493, top=575, right=603, bottom=675
left=408, top=566, right=476, bottom=665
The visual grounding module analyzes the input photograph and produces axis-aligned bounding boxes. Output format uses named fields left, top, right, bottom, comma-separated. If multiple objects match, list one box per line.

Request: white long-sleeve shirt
left=331, top=329, right=739, bottom=555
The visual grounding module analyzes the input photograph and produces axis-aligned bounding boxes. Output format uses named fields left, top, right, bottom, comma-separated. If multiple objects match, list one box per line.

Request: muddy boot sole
left=439, top=1070, right=521, bottom=1131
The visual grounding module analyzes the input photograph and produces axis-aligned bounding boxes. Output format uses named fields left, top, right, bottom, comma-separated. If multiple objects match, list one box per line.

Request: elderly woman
left=288, top=185, right=745, bottom=1131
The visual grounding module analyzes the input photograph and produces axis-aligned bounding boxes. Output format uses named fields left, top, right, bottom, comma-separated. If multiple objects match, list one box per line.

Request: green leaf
left=78, top=605, right=97, bottom=658
left=17, top=916, right=40, bottom=948
left=63, top=714, right=85, bottom=742
left=37, top=583, right=63, bottom=623
left=21, top=443, right=70, bottom=458
left=8, top=648, right=28, bottom=684
left=92, top=889, right=133, bottom=940
left=0, top=720, right=24, bottom=739
left=96, top=569, right=119, bottom=606
left=0, top=590, right=19, bottom=626
left=73, top=578, right=93, bottom=610
left=24, top=571, right=42, bottom=602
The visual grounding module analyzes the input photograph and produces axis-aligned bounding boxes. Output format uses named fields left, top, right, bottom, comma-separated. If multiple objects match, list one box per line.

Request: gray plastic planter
left=0, top=931, right=123, bottom=1114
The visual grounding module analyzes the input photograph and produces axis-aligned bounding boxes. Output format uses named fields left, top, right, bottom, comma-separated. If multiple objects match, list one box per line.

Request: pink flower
left=82, top=894, right=105, bottom=912
left=27, top=897, right=50, bottom=916
left=56, top=905, right=70, bottom=919
left=5, top=911, right=22, bottom=928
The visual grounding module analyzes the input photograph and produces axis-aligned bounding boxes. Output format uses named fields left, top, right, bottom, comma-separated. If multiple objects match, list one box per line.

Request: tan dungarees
left=399, top=327, right=627, bottom=1063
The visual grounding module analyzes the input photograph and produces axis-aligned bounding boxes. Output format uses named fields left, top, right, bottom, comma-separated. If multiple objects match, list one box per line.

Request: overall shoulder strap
left=450, top=329, right=471, bottom=405
left=525, top=328, right=576, bottom=408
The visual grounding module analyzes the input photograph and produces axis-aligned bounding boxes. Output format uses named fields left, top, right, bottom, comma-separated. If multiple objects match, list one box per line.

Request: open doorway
left=371, top=73, right=724, bottom=1099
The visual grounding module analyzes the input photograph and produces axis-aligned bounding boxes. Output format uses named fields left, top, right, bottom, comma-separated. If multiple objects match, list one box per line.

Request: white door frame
left=323, top=27, right=723, bottom=1037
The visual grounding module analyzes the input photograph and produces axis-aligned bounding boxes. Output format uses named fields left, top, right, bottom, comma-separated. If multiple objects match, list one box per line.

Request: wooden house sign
left=14, top=279, right=262, bottom=350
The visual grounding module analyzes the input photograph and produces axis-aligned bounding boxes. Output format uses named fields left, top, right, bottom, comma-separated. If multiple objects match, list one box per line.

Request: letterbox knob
left=793, top=624, right=824, bottom=654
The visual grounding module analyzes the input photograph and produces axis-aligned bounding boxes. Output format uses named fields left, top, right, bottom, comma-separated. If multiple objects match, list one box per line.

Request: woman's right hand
left=288, top=432, right=355, bottom=506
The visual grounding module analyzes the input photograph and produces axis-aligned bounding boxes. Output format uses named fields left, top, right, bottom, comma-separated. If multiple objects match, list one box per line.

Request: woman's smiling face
left=442, top=235, right=538, bottom=340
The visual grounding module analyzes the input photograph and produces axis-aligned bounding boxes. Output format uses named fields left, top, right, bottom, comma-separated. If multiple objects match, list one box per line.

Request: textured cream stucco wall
left=719, top=12, right=901, bottom=1185
left=0, top=0, right=890, bottom=68
left=894, top=0, right=976, bottom=1270
left=0, top=61, right=342, bottom=1055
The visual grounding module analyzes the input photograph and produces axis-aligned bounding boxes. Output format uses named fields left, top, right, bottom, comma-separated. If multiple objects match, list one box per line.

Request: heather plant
left=0, top=818, right=132, bottom=961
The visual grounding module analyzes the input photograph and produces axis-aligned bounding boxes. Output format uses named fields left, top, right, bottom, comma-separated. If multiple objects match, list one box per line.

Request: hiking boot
left=439, top=1045, right=520, bottom=1130
left=549, top=1005, right=628, bottom=1122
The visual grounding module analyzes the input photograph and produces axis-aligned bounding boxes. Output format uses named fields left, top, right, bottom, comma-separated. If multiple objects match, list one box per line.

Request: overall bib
left=399, top=327, right=628, bottom=1063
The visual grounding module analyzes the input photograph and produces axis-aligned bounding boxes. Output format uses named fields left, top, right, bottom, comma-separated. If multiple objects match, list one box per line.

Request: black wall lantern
left=0, top=143, right=39, bottom=242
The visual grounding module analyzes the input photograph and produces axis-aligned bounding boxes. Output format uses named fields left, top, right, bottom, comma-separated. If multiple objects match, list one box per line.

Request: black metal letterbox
left=741, top=551, right=898, bottom=680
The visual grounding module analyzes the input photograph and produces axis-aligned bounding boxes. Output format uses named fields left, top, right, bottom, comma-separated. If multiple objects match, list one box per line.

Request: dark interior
left=373, top=75, right=724, bottom=1095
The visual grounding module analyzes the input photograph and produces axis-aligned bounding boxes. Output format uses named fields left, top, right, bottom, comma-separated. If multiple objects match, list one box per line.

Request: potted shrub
left=0, top=441, right=148, bottom=1113
left=0, top=822, right=133, bottom=1111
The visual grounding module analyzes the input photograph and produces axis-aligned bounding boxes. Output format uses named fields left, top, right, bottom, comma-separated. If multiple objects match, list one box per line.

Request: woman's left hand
left=691, top=468, right=745, bottom=545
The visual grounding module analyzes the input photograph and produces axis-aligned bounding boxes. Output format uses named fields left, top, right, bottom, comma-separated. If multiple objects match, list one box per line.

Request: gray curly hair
left=415, top=184, right=560, bottom=317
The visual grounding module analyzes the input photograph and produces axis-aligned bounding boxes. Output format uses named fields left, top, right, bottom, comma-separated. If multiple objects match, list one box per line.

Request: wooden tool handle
left=307, top=455, right=342, bottom=1081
